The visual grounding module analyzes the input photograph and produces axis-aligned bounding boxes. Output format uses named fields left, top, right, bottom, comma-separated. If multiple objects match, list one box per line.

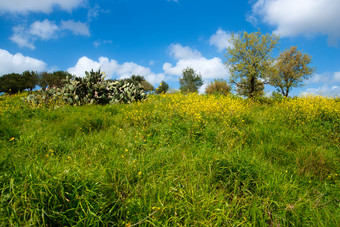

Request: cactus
left=24, top=69, right=147, bottom=107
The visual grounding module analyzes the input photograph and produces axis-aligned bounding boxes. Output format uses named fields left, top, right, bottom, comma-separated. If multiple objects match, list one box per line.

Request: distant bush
left=122, top=75, right=154, bottom=92
left=155, top=81, right=169, bottom=94
left=205, top=79, right=231, bottom=96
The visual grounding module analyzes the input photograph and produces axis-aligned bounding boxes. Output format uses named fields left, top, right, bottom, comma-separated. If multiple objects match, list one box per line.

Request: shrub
left=155, top=81, right=169, bottom=94
left=205, top=79, right=231, bottom=96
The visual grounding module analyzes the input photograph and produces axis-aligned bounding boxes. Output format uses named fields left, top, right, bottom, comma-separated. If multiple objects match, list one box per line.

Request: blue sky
left=0, top=0, right=339, bottom=96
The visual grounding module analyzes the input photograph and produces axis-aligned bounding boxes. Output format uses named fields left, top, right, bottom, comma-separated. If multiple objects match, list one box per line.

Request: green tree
left=0, top=73, right=24, bottom=94
left=179, top=67, right=204, bottom=93
left=38, top=71, right=71, bottom=90
left=38, top=72, right=50, bottom=90
left=22, top=71, right=39, bottom=91
left=205, top=79, right=231, bottom=96
left=270, top=46, right=316, bottom=97
left=155, top=81, right=169, bottom=94
left=124, top=75, right=154, bottom=92
left=52, top=71, right=72, bottom=88
left=225, top=30, right=279, bottom=98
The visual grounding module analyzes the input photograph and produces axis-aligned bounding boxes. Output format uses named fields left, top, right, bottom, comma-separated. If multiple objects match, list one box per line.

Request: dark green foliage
left=22, top=71, right=39, bottom=91
left=38, top=71, right=73, bottom=90
left=0, top=71, right=39, bottom=94
left=179, top=67, right=204, bottom=93
left=0, top=73, right=23, bottom=94
left=123, top=75, right=154, bottom=92
left=155, top=81, right=169, bottom=94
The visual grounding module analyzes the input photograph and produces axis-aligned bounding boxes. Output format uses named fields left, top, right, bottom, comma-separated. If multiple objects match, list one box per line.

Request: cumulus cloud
left=248, top=0, right=340, bottom=46
left=307, top=73, right=331, bottom=84
left=60, top=20, right=90, bottom=36
left=67, top=56, right=165, bottom=85
left=300, top=85, right=340, bottom=97
left=10, top=19, right=89, bottom=49
left=209, top=28, right=233, bottom=52
left=307, top=71, right=340, bottom=84
left=30, top=19, right=59, bottom=40
left=169, top=43, right=201, bottom=60
left=163, top=43, right=228, bottom=79
left=0, top=49, right=46, bottom=75
left=10, top=25, right=35, bottom=49
left=0, top=0, right=85, bottom=14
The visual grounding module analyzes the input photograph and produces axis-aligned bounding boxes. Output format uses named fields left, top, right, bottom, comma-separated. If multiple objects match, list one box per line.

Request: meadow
left=0, top=92, right=339, bottom=226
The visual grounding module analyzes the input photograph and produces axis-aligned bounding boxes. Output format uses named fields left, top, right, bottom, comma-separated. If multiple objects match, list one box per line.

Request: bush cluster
left=205, top=79, right=231, bottom=96
left=25, top=69, right=147, bottom=106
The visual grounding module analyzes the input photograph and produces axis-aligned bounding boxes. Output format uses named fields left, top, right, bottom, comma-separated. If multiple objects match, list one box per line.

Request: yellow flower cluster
left=275, top=95, right=340, bottom=123
left=0, top=92, right=27, bottom=116
left=125, top=93, right=249, bottom=125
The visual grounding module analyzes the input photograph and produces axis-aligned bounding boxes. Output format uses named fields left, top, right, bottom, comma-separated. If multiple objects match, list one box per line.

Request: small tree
left=0, top=73, right=25, bottom=94
left=140, top=80, right=154, bottom=92
left=155, top=81, right=169, bottom=94
left=52, top=71, right=72, bottom=88
left=270, top=46, right=316, bottom=97
left=205, top=79, right=231, bottom=95
left=124, top=75, right=154, bottom=92
left=225, top=30, right=279, bottom=98
left=179, top=67, right=203, bottom=93
left=22, top=70, right=38, bottom=91
left=38, top=71, right=72, bottom=90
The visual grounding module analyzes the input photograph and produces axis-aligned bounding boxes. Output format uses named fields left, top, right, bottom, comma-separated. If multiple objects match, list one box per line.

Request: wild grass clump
left=0, top=93, right=339, bottom=226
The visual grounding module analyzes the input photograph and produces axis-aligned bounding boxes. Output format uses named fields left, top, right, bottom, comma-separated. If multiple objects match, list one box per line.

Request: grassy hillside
left=0, top=92, right=339, bottom=226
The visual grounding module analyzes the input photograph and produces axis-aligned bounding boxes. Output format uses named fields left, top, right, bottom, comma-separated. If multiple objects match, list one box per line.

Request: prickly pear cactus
left=24, top=69, right=147, bottom=107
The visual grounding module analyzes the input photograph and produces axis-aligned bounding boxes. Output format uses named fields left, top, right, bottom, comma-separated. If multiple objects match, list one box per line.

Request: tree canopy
left=269, top=46, right=316, bottom=97
left=225, top=30, right=279, bottom=98
left=179, top=67, right=204, bottom=93
left=155, top=81, right=169, bottom=94
left=123, top=75, right=154, bottom=92
left=205, top=79, right=231, bottom=96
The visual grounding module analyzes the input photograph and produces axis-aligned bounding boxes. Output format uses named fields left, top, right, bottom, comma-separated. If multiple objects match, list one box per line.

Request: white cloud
left=30, top=19, right=59, bottom=40
left=307, top=73, right=330, bottom=84
left=10, top=19, right=89, bottom=49
left=209, top=28, right=233, bottom=52
left=249, top=0, right=340, bottom=46
left=93, top=40, right=112, bottom=48
left=307, top=71, right=340, bottom=84
left=333, top=72, right=340, bottom=82
left=67, top=56, right=165, bottom=85
left=169, top=43, right=201, bottom=60
left=199, top=82, right=208, bottom=94
left=10, top=25, right=35, bottom=49
left=0, top=0, right=85, bottom=14
left=0, top=49, right=46, bottom=75
left=60, top=20, right=90, bottom=36
left=163, top=43, right=228, bottom=79
left=300, top=85, right=340, bottom=97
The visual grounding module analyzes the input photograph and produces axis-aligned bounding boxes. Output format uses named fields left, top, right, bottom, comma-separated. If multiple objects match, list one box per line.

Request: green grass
left=0, top=92, right=339, bottom=226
